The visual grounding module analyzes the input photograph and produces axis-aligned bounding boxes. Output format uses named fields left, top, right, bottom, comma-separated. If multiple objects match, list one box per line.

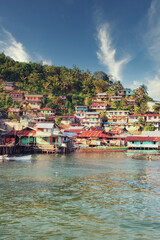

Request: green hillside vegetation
left=0, top=53, right=152, bottom=114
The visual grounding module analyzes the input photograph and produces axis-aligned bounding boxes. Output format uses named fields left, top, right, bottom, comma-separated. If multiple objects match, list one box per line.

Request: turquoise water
left=0, top=152, right=160, bottom=239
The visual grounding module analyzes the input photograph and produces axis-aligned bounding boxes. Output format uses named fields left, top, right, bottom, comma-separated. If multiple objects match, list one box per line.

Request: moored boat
left=125, top=150, right=160, bottom=160
left=0, top=155, right=32, bottom=161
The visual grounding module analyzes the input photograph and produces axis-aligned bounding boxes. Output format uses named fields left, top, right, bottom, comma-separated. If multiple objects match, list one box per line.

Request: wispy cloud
left=142, top=0, right=160, bottom=100
left=146, top=74, right=160, bottom=100
left=35, top=53, right=52, bottom=66
left=96, top=24, right=131, bottom=81
left=0, top=27, right=52, bottom=65
left=0, top=28, right=30, bottom=62
left=146, top=0, right=160, bottom=63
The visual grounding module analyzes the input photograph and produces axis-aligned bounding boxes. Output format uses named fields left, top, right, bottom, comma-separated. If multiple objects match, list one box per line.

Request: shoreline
left=76, top=147, right=127, bottom=152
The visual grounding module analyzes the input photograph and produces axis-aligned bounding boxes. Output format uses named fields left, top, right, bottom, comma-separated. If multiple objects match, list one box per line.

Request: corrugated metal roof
left=125, top=136, right=160, bottom=143
left=77, top=130, right=110, bottom=138
left=63, top=129, right=84, bottom=134
left=85, top=112, right=100, bottom=115
left=35, top=123, right=54, bottom=129
left=8, top=129, right=36, bottom=136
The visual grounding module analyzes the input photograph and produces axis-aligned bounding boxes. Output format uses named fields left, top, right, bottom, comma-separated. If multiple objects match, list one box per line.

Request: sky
left=0, top=0, right=160, bottom=100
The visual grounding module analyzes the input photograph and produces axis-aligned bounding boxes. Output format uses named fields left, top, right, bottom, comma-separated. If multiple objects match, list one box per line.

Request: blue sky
left=0, top=0, right=160, bottom=100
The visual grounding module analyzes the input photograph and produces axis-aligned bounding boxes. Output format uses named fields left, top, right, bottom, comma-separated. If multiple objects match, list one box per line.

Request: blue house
left=119, top=89, right=133, bottom=96
left=125, top=136, right=160, bottom=149
left=75, top=106, right=88, bottom=120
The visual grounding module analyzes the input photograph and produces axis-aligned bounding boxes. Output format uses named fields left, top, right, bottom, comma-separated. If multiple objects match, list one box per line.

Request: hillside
left=0, top=53, right=153, bottom=114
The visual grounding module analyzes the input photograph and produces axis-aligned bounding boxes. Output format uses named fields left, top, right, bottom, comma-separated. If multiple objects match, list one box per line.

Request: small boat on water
left=0, top=155, right=32, bottom=162
left=125, top=150, right=160, bottom=160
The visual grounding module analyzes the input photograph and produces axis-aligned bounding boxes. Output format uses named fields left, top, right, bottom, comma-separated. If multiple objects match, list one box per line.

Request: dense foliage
left=0, top=53, right=153, bottom=115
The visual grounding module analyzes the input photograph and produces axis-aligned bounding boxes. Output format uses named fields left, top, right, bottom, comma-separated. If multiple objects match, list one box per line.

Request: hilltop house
left=110, top=96, right=122, bottom=102
left=92, top=93, right=108, bottom=103
left=9, top=92, right=24, bottom=102
left=2, top=82, right=15, bottom=91
left=7, top=108, right=21, bottom=117
left=75, top=106, right=88, bottom=120
left=118, top=89, right=133, bottom=96
left=89, top=102, right=108, bottom=112
left=106, top=110, right=129, bottom=122
left=40, top=108, right=55, bottom=121
left=81, top=112, right=102, bottom=128
left=145, top=114, right=160, bottom=130
left=24, top=94, right=43, bottom=109
left=128, top=114, right=145, bottom=124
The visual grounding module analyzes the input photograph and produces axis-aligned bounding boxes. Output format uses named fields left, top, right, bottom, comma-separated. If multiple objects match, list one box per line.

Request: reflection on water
left=0, top=152, right=160, bottom=239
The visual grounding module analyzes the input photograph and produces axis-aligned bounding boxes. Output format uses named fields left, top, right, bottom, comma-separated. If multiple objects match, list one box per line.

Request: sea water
left=0, top=152, right=160, bottom=239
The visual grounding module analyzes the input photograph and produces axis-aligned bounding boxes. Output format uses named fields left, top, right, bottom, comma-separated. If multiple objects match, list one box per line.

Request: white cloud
left=0, top=27, right=52, bottom=65
left=0, top=28, right=30, bottom=62
left=35, top=53, right=52, bottom=66
left=132, top=80, right=141, bottom=89
left=42, top=59, right=52, bottom=65
left=146, top=0, right=160, bottom=63
left=96, top=24, right=131, bottom=81
left=146, top=74, right=160, bottom=100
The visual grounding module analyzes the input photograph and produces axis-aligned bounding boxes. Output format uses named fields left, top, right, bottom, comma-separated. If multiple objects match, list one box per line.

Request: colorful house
left=89, top=102, right=108, bottom=112
left=81, top=112, right=102, bottom=128
left=128, top=114, right=144, bottom=124
left=24, top=94, right=43, bottom=109
left=75, top=106, right=88, bottom=120
left=75, top=130, right=111, bottom=147
left=145, top=114, right=160, bottom=130
left=92, top=93, right=108, bottom=103
left=7, top=108, right=21, bottom=117
left=125, top=136, right=160, bottom=149
left=40, top=108, right=55, bottom=120
left=2, top=82, right=15, bottom=91
left=118, top=89, right=133, bottom=96
left=6, top=126, right=73, bottom=152
left=110, top=96, right=122, bottom=102
left=106, top=110, right=129, bottom=123
left=9, top=92, right=24, bottom=102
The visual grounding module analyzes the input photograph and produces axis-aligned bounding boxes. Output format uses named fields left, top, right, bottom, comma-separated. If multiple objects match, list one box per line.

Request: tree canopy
left=0, top=53, right=154, bottom=115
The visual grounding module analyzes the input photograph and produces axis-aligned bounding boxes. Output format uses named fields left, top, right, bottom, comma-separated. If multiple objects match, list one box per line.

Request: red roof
left=125, top=136, right=160, bottom=143
left=146, top=114, right=159, bottom=117
left=90, top=103, right=107, bottom=106
left=58, top=125, right=70, bottom=129
left=129, top=114, right=144, bottom=117
left=8, top=129, right=36, bottom=136
left=10, top=92, right=24, bottom=94
left=41, top=108, right=54, bottom=111
left=63, top=129, right=84, bottom=134
left=77, top=130, right=110, bottom=138
left=56, top=115, right=75, bottom=118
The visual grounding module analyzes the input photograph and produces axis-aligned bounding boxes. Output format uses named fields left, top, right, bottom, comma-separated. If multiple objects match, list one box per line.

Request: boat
left=125, top=150, right=160, bottom=160
left=0, top=155, right=32, bottom=162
